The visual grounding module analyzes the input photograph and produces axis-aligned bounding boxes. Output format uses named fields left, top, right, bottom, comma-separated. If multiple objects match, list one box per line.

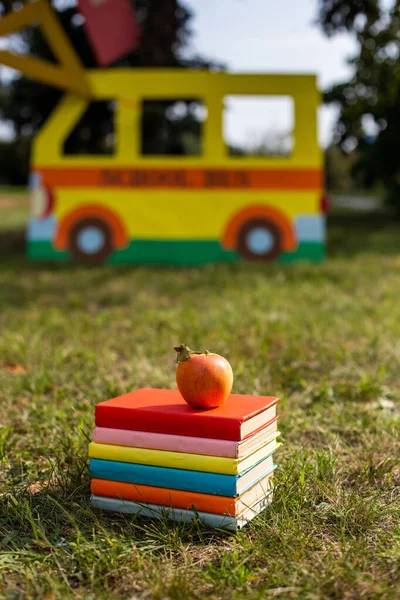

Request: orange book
left=91, top=471, right=275, bottom=516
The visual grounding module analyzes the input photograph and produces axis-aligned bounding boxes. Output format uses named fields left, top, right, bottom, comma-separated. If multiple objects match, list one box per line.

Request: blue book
left=90, top=453, right=276, bottom=497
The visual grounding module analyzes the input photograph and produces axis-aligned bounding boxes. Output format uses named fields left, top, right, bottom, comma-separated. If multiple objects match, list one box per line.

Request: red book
left=95, top=388, right=279, bottom=441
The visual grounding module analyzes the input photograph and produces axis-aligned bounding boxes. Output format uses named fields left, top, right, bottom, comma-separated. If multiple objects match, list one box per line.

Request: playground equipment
left=0, top=0, right=326, bottom=265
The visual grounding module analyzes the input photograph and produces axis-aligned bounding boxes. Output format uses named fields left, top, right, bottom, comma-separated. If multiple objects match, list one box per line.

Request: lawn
left=0, top=197, right=399, bottom=599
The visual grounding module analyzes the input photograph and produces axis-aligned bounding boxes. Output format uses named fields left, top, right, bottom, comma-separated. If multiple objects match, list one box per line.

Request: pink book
left=93, top=417, right=279, bottom=459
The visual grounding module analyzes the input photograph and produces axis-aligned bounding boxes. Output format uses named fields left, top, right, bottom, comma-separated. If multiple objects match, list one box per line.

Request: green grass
left=0, top=205, right=399, bottom=599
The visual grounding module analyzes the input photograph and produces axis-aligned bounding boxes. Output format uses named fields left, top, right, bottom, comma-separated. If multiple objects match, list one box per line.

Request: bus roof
left=86, top=69, right=319, bottom=102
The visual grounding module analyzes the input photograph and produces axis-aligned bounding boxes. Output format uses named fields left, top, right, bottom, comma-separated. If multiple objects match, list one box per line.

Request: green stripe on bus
left=27, top=240, right=325, bottom=265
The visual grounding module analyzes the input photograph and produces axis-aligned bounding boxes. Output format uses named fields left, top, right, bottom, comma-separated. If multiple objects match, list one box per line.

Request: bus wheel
left=237, top=218, right=282, bottom=261
left=69, top=217, right=114, bottom=264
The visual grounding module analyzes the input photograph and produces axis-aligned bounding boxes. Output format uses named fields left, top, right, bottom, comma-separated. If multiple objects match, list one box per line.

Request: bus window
left=63, top=101, right=116, bottom=156
left=223, top=95, right=294, bottom=157
left=141, top=99, right=206, bottom=156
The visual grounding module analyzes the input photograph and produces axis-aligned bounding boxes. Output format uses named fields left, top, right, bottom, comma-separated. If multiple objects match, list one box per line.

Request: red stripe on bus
left=36, top=167, right=323, bottom=190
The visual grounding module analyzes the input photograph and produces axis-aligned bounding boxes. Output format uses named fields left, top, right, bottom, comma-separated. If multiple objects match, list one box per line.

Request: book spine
left=95, top=406, right=242, bottom=440
left=89, top=458, right=237, bottom=496
left=93, top=427, right=238, bottom=458
left=90, top=495, right=238, bottom=529
left=88, top=442, right=238, bottom=475
left=90, top=478, right=237, bottom=515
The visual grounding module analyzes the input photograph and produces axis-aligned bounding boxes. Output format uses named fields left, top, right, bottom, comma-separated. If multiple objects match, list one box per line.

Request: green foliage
left=324, top=144, right=355, bottom=192
left=317, top=0, right=381, bottom=36
left=317, top=1, right=400, bottom=207
left=0, top=140, right=30, bottom=184
left=0, top=199, right=399, bottom=598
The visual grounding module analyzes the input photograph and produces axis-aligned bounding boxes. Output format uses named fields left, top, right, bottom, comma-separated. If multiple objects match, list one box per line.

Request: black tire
left=69, top=217, right=113, bottom=264
left=237, top=218, right=282, bottom=261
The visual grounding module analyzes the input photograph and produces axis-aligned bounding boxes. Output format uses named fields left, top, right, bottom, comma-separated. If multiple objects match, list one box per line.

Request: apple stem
left=174, top=344, right=192, bottom=363
left=174, top=344, right=210, bottom=363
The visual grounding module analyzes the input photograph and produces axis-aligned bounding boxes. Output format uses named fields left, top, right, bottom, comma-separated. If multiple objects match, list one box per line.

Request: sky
left=184, top=0, right=358, bottom=147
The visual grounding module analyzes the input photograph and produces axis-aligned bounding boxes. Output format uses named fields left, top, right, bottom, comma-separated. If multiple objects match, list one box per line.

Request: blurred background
left=0, top=0, right=399, bottom=241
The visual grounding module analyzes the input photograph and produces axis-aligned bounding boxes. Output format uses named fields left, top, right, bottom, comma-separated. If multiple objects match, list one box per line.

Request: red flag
left=78, top=0, right=140, bottom=66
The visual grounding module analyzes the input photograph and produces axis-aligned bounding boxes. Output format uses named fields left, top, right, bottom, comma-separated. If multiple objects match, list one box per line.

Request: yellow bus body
left=28, top=70, right=325, bottom=265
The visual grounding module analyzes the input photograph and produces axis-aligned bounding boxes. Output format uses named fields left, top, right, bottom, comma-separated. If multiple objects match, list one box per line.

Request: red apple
left=174, top=344, right=233, bottom=409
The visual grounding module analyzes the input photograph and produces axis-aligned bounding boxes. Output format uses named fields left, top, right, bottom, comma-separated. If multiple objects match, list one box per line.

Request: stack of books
left=89, top=388, right=281, bottom=530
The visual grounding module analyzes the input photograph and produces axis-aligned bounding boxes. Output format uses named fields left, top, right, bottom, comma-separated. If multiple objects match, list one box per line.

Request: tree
left=0, top=0, right=219, bottom=182
left=325, top=143, right=355, bottom=192
left=316, top=0, right=400, bottom=206
left=317, top=0, right=380, bottom=36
